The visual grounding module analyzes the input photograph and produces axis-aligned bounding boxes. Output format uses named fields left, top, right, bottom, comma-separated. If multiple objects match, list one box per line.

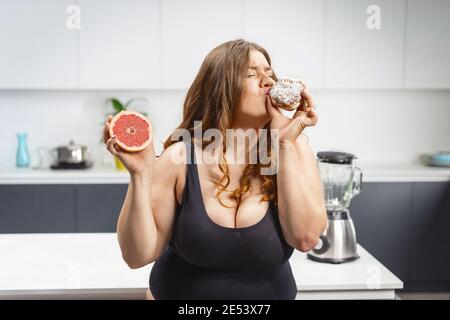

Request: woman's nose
left=261, top=76, right=275, bottom=88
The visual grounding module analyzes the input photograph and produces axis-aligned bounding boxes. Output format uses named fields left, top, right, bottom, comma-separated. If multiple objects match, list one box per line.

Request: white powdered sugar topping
left=269, top=77, right=304, bottom=110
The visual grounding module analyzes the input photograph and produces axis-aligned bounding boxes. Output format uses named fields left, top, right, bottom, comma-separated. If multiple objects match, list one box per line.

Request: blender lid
left=317, top=151, right=357, bottom=164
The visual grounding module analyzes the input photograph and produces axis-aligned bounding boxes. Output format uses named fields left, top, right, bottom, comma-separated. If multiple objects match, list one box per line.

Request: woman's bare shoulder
left=155, top=141, right=189, bottom=202
left=157, top=141, right=189, bottom=167
left=155, top=141, right=186, bottom=174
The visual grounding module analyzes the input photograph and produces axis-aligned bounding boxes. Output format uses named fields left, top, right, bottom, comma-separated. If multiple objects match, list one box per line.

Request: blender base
left=307, top=253, right=360, bottom=264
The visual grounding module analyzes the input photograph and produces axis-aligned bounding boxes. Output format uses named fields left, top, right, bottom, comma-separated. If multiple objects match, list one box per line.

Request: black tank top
left=149, top=141, right=297, bottom=299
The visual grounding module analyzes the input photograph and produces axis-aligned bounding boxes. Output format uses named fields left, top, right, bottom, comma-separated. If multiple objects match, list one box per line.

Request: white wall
left=1, top=89, right=449, bottom=168
left=308, top=89, right=450, bottom=163
left=0, top=90, right=184, bottom=169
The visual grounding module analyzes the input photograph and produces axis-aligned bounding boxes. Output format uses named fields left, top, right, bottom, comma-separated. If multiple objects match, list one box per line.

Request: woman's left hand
left=267, top=81, right=318, bottom=144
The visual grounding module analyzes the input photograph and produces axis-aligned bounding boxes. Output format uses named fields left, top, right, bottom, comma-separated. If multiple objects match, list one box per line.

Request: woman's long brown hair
left=163, top=39, right=278, bottom=210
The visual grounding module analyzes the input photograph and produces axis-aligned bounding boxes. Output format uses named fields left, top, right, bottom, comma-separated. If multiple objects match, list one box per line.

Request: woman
left=103, top=39, right=327, bottom=300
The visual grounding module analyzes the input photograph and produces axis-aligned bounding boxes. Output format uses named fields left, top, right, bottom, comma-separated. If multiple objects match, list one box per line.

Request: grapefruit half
left=109, top=110, right=153, bottom=152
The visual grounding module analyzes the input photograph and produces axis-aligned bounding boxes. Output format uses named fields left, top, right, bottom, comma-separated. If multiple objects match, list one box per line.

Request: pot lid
left=59, top=140, right=85, bottom=150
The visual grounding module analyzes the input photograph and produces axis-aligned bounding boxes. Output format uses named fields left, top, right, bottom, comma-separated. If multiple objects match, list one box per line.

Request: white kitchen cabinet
left=161, top=0, right=243, bottom=89
left=324, top=0, right=405, bottom=88
left=0, top=0, right=78, bottom=88
left=404, top=0, right=450, bottom=88
left=243, top=0, right=325, bottom=89
left=78, top=0, right=160, bottom=89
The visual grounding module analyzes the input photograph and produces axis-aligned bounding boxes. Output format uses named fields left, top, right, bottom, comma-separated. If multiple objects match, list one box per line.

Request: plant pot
left=114, top=156, right=127, bottom=171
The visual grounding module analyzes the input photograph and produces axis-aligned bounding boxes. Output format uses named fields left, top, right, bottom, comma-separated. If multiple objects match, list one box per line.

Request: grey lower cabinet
left=0, top=184, right=128, bottom=233
left=409, top=182, right=450, bottom=290
left=349, top=181, right=450, bottom=292
left=349, top=182, right=412, bottom=284
left=76, top=184, right=128, bottom=232
left=0, top=185, right=76, bottom=233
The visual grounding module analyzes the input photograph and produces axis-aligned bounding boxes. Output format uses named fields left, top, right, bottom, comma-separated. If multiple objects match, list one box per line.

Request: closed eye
left=247, top=73, right=273, bottom=78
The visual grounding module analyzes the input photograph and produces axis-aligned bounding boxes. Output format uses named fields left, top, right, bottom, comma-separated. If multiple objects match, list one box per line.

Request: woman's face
left=236, top=50, right=276, bottom=124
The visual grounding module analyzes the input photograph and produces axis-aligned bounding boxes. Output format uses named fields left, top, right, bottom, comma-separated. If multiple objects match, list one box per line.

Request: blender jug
left=307, top=151, right=363, bottom=264
left=318, top=153, right=362, bottom=210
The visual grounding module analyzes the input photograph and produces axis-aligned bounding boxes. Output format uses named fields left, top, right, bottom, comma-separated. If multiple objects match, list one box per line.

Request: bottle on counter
left=16, top=132, right=30, bottom=168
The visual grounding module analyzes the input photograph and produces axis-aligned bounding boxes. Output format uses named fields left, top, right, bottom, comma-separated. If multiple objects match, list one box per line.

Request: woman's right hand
left=103, top=115, right=155, bottom=175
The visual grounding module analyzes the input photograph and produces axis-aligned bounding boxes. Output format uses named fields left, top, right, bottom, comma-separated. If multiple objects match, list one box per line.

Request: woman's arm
left=117, top=169, right=158, bottom=269
left=117, top=142, right=184, bottom=269
left=276, top=134, right=328, bottom=252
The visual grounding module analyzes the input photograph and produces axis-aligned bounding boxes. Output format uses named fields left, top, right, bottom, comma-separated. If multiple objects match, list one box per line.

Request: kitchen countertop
left=356, top=161, right=450, bottom=182
left=0, top=166, right=130, bottom=184
left=0, top=233, right=403, bottom=300
left=0, top=161, right=449, bottom=184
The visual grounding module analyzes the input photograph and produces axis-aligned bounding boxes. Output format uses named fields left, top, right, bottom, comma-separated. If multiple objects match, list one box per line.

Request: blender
left=307, top=151, right=363, bottom=264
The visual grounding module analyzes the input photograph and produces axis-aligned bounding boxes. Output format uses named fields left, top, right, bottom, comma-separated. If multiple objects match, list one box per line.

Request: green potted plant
left=101, top=97, right=149, bottom=171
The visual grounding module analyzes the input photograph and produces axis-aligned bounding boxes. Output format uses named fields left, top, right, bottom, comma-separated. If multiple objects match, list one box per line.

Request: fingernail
left=112, top=135, right=117, bottom=139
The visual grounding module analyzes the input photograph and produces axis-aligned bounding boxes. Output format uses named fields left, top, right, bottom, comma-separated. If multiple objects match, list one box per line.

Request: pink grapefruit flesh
left=109, top=110, right=152, bottom=152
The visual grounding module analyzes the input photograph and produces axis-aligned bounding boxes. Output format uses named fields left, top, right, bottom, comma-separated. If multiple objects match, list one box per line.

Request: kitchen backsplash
left=1, top=89, right=449, bottom=169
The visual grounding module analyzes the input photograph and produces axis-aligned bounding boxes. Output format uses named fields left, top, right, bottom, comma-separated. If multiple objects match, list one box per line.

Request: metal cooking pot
left=52, top=140, right=91, bottom=164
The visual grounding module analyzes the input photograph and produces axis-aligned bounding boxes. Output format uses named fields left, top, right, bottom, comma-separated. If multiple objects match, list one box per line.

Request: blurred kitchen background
left=0, top=0, right=449, bottom=300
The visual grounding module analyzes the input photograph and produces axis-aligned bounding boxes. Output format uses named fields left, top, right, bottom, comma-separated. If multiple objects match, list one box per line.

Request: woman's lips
left=265, top=88, right=270, bottom=95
